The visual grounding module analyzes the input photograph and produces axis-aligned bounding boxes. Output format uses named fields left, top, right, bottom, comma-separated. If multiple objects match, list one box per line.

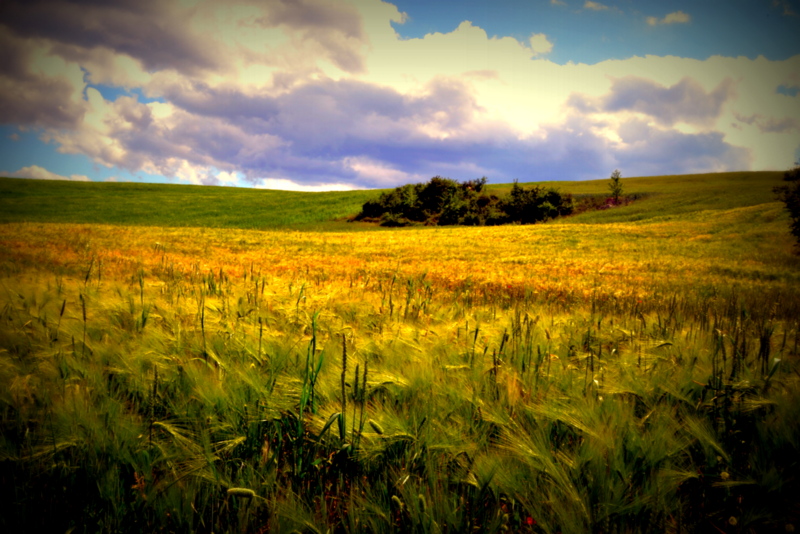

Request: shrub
left=774, top=165, right=800, bottom=244
left=499, top=181, right=572, bottom=224
left=354, top=176, right=572, bottom=227
left=418, top=176, right=459, bottom=215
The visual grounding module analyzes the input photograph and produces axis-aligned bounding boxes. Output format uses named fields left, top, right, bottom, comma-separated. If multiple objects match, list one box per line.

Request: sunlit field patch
left=1, top=172, right=799, bottom=533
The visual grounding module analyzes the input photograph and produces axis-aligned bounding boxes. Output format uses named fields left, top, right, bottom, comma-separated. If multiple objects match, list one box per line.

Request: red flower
left=526, top=516, right=536, bottom=526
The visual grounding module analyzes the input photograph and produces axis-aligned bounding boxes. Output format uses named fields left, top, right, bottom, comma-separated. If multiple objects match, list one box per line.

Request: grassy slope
left=0, top=171, right=787, bottom=230
left=548, top=171, right=785, bottom=223
left=0, top=177, right=378, bottom=230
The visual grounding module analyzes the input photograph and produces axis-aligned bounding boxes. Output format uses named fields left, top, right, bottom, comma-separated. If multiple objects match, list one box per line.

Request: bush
left=499, top=181, right=573, bottom=224
left=774, top=165, right=800, bottom=244
left=353, top=176, right=573, bottom=227
left=418, top=176, right=459, bottom=215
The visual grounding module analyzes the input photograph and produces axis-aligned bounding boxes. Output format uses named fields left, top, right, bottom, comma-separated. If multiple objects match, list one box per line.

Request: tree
left=353, top=176, right=573, bottom=226
left=774, top=164, right=800, bottom=245
left=499, top=181, right=571, bottom=224
left=418, top=176, right=459, bottom=215
left=609, top=169, right=623, bottom=204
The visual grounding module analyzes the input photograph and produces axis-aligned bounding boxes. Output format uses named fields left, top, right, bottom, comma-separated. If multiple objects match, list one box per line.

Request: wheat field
left=1, top=172, right=799, bottom=533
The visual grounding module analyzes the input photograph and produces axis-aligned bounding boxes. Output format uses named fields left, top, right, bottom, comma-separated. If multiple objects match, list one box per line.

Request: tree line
left=774, top=164, right=800, bottom=246
left=352, top=176, right=575, bottom=227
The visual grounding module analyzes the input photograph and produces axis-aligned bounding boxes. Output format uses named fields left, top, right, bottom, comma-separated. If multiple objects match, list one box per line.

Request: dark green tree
left=353, top=176, right=572, bottom=226
left=499, top=181, right=572, bottom=224
left=417, top=176, right=459, bottom=215
left=774, top=164, right=800, bottom=244
left=609, top=169, right=623, bottom=204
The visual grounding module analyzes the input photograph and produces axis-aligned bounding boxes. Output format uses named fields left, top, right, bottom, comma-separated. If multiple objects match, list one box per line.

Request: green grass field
left=0, top=171, right=784, bottom=229
left=1, top=171, right=798, bottom=533
left=0, top=177, right=379, bottom=230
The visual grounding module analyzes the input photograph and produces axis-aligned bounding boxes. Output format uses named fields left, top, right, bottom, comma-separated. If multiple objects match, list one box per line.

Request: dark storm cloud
left=0, top=0, right=370, bottom=79
left=253, top=0, right=367, bottom=72
left=0, top=0, right=225, bottom=76
left=79, top=75, right=496, bottom=186
left=148, top=76, right=484, bottom=165
left=160, top=76, right=480, bottom=136
left=92, top=97, right=285, bottom=175
left=258, top=0, right=362, bottom=35
left=72, top=72, right=751, bottom=187
left=758, top=117, right=800, bottom=133
left=0, top=31, right=86, bottom=128
left=266, top=77, right=482, bottom=153
left=734, top=112, right=800, bottom=133
left=156, top=81, right=281, bottom=125
left=0, top=0, right=771, bottom=187
left=600, top=76, right=736, bottom=127
left=432, top=115, right=749, bottom=183
left=615, top=119, right=751, bottom=175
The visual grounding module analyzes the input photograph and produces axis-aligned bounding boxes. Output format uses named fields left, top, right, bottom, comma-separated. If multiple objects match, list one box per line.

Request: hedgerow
left=353, top=176, right=574, bottom=226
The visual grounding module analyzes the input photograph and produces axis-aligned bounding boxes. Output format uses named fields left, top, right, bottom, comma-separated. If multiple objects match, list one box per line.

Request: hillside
left=1, top=170, right=799, bottom=533
left=0, top=177, right=377, bottom=230
left=0, top=171, right=787, bottom=230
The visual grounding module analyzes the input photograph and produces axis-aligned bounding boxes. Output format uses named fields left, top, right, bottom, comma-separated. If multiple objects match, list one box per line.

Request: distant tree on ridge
left=609, top=169, right=623, bottom=204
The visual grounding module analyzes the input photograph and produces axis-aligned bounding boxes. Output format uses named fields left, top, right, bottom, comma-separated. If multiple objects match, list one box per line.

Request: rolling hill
left=0, top=171, right=787, bottom=230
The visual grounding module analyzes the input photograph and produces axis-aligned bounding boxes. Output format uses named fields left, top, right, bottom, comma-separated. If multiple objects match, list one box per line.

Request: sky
left=0, top=0, right=799, bottom=191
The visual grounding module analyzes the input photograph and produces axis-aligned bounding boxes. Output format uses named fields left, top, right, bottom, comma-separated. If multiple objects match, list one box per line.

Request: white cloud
left=255, top=178, right=359, bottom=191
left=647, top=11, right=691, bottom=26
left=529, top=33, right=554, bottom=57
left=215, top=170, right=242, bottom=185
left=584, top=1, right=609, bottom=11
left=2, top=0, right=798, bottom=188
left=344, top=156, right=424, bottom=186
left=7, top=165, right=90, bottom=181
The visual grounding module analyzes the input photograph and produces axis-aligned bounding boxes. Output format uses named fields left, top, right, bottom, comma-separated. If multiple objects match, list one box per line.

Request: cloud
left=646, top=11, right=691, bottom=26
left=579, top=76, right=737, bottom=128
left=45, top=72, right=506, bottom=187
left=6, top=165, right=90, bottom=181
left=1, top=0, right=797, bottom=187
left=733, top=112, right=758, bottom=126
left=344, top=156, right=424, bottom=186
left=214, top=170, right=242, bottom=186
left=529, top=33, right=554, bottom=56
left=251, top=0, right=368, bottom=73
left=0, top=31, right=87, bottom=129
left=772, top=0, right=797, bottom=16
left=759, top=117, right=800, bottom=133
left=0, top=0, right=226, bottom=76
left=584, top=1, right=609, bottom=11
left=255, top=178, right=359, bottom=191
left=734, top=112, right=800, bottom=133
left=0, top=0, right=371, bottom=89
left=614, top=119, right=751, bottom=175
